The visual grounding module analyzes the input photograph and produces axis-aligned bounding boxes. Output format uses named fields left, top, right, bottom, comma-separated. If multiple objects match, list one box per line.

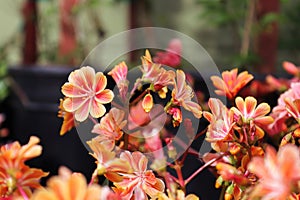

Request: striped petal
left=94, top=72, right=107, bottom=92
left=95, top=89, right=114, bottom=104
left=80, top=66, right=95, bottom=90
left=254, top=102, right=270, bottom=118
left=68, top=68, right=90, bottom=92
left=74, top=100, right=91, bottom=122
left=90, top=100, right=106, bottom=119
left=63, top=97, right=89, bottom=112
left=61, top=83, right=88, bottom=98
left=235, top=97, right=245, bottom=114
left=245, top=96, right=257, bottom=116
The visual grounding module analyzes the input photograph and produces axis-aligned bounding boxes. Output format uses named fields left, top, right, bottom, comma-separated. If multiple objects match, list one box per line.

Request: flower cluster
left=2, top=41, right=300, bottom=200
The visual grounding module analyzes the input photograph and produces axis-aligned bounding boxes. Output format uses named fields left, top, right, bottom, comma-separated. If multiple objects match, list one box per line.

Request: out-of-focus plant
left=197, top=0, right=284, bottom=67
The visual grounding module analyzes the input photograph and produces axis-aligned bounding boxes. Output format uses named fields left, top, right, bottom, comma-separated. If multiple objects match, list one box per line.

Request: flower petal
left=94, top=72, right=107, bottom=92
left=80, top=66, right=95, bottom=90
left=175, top=70, right=186, bottom=96
left=61, top=83, right=88, bottom=98
left=254, top=116, right=274, bottom=126
left=31, top=190, right=60, bottom=200
left=95, top=89, right=114, bottom=104
left=245, top=96, right=257, bottom=116
left=74, top=100, right=91, bottom=122
left=235, top=97, right=245, bottom=114
left=254, top=102, right=270, bottom=118
left=182, top=100, right=202, bottom=118
left=68, top=68, right=90, bottom=92
left=69, top=173, right=87, bottom=200
left=63, top=97, right=88, bottom=112
left=90, top=100, right=106, bottom=119
left=277, top=144, right=300, bottom=179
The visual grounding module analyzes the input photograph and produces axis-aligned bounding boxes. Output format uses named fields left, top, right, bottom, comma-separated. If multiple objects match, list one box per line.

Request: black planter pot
left=8, top=66, right=95, bottom=183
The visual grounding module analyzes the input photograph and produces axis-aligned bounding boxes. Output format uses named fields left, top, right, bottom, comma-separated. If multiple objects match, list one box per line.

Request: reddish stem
left=194, top=127, right=208, bottom=140
left=89, top=115, right=98, bottom=125
left=174, top=162, right=185, bottom=188
left=184, top=153, right=225, bottom=185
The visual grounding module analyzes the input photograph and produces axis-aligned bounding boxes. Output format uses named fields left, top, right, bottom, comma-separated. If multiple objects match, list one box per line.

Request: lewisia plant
left=1, top=43, right=300, bottom=200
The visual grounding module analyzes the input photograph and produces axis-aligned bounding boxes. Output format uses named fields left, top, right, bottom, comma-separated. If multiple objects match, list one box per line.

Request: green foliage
left=0, top=63, right=9, bottom=102
left=197, top=0, right=247, bottom=27
left=279, top=1, right=300, bottom=51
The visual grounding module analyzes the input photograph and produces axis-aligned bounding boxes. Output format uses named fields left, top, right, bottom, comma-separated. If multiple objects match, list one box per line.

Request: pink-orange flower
left=153, top=39, right=182, bottom=68
left=231, top=96, right=273, bottom=140
left=266, top=75, right=290, bottom=92
left=167, top=107, right=182, bottom=127
left=141, top=51, right=162, bottom=82
left=113, top=151, right=165, bottom=200
left=58, top=98, right=75, bottom=136
left=62, top=66, right=114, bottom=122
left=285, top=98, right=300, bottom=124
left=31, top=167, right=115, bottom=200
left=108, top=61, right=129, bottom=101
left=248, top=144, right=300, bottom=200
left=153, top=69, right=175, bottom=91
left=285, top=98, right=300, bottom=136
left=92, top=108, right=127, bottom=150
left=283, top=61, right=300, bottom=77
left=172, top=70, right=202, bottom=118
left=203, top=98, right=235, bottom=151
left=0, top=136, right=48, bottom=198
left=211, top=68, right=253, bottom=99
left=268, top=82, right=300, bottom=135
left=140, top=50, right=175, bottom=89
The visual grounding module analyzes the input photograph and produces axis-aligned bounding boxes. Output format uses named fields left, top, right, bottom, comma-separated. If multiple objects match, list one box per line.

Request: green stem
left=219, top=185, right=226, bottom=200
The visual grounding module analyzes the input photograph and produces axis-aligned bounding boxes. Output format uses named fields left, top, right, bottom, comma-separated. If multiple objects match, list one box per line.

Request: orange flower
left=172, top=70, right=202, bottom=118
left=58, top=98, right=75, bottom=136
left=108, top=61, right=129, bottom=101
left=211, top=68, right=253, bottom=99
left=92, top=108, right=127, bottom=150
left=216, top=163, right=249, bottom=186
left=141, top=52, right=162, bottom=82
left=248, top=144, right=300, bottom=200
left=31, top=167, right=114, bottom=200
left=231, top=96, right=273, bottom=140
left=62, top=66, right=114, bottom=122
left=0, top=136, right=48, bottom=197
left=87, top=139, right=131, bottom=177
left=113, top=151, right=165, bottom=199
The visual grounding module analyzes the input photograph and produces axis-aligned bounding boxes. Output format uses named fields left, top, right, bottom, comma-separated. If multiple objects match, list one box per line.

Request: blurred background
left=0, top=0, right=299, bottom=199
left=1, top=0, right=300, bottom=70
